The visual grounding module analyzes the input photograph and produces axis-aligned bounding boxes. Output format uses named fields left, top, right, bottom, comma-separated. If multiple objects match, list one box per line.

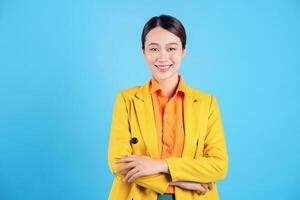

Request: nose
left=158, top=49, right=169, bottom=61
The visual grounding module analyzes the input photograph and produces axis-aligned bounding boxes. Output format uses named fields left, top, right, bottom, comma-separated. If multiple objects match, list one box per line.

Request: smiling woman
left=107, top=15, right=229, bottom=200
left=143, top=26, right=185, bottom=94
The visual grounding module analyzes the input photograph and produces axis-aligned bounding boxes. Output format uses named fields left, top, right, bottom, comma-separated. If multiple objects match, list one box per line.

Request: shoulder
left=186, top=85, right=220, bottom=111
left=192, top=88, right=222, bottom=115
left=186, top=84, right=213, bottom=102
left=191, top=87, right=212, bottom=99
left=118, top=85, right=141, bottom=96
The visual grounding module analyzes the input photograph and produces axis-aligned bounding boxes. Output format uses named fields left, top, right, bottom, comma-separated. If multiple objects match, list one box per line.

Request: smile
left=154, top=64, right=173, bottom=72
left=155, top=64, right=173, bottom=69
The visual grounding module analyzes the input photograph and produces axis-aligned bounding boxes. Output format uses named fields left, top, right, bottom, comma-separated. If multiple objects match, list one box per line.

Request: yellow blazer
left=108, top=79, right=229, bottom=200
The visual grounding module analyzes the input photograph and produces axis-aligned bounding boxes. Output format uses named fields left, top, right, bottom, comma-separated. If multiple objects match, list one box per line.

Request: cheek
left=146, top=54, right=157, bottom=64
left=170, top=53, right=182, bottom=64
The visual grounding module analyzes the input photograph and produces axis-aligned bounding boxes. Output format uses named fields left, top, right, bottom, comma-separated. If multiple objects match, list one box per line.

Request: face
left=142, top=27, right=186, bottom=82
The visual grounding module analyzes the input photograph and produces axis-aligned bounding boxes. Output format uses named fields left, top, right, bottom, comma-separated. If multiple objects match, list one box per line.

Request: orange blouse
left=150, top=75, right=186, bottom=194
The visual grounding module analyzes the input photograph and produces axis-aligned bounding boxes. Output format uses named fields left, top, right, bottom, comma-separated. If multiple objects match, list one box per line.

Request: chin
left=154, top=72, right=177, bottom=81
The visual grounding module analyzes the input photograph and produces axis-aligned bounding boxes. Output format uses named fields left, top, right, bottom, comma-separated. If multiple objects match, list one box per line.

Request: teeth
left=156, top=65, right=171, bottom=69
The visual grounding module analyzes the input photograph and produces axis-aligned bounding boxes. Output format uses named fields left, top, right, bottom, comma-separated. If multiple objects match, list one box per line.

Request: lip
left=155, top=64, right=172, bottom=72
left=155, top=64, right=172, bottom=68
left=154, top=64, right=173, bottom=71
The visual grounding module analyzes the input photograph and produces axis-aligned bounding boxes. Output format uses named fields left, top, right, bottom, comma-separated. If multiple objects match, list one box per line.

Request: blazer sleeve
left=165, top=95, right=229, bottom=183
left=108, top=92, right=169, bottom=194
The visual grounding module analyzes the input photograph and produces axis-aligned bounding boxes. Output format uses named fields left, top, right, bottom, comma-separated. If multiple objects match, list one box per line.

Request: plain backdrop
left=0, top=0, right=299, bottom=199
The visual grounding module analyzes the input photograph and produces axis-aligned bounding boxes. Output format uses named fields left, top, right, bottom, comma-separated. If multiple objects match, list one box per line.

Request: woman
left=108, top=15, right=228, bottom=200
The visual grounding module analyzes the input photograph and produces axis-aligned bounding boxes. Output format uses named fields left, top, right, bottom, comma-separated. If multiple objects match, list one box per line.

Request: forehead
left=145, top=27, right=181, bottom=46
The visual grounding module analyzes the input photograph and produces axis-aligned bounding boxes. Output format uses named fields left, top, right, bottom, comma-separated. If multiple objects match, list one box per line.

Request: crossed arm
left=108, top=93, right=228, bottom=195
left=114, top=155, right=213, bottom=195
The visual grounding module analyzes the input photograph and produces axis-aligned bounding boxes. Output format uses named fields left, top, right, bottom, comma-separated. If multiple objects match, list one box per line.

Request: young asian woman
left=107, top=15, right=228, bottom=200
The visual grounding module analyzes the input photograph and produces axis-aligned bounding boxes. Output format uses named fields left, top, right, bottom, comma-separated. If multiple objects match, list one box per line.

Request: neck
left=157, top=74, right=179, bottom=98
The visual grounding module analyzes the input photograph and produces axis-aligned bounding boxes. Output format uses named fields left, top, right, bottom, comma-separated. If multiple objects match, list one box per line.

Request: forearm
left=165, top=155, right=228, bottom=183
left=134, top=173, right=170, bottom=194
left=110, top=157, right=171, bottom=194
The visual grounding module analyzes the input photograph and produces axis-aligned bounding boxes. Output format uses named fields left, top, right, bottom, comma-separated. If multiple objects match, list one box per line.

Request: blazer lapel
left=182, top=93, right=202, bottom=157
left=133, top=81, right=160, bottom=159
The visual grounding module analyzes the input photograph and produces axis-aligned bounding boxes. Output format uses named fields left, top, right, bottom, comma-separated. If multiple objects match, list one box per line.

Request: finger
left=128, top=171, right=143, bottom=182
left=197, top=190, right=206, bottom=196
left=123, top=167, right=139, bottom=182
left=116, top=155, right=137, bottom=158
left=198, top=184, right=209, bottom=196
left=114, top=156, right=136, bottom=164
left=208, top=182, right=213, bottom=190
left=114, top=162, right=135, bottom=174
left=197, top=184, right=208, bottom=193
left=201, top=183, right=209, bottom=190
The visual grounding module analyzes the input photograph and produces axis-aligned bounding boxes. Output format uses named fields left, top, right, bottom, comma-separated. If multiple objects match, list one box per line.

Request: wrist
left=158, top=159, right=169, bottom=174
left=169, top=181, right=178, bottom=186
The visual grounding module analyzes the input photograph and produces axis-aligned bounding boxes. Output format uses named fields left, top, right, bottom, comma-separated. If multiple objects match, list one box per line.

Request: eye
left=168, top=48, right=176, bottom=52
left=149, top=48, right=158, bottom=52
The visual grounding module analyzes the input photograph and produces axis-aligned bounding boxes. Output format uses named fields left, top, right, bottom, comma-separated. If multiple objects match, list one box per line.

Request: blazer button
left=130, top=137, right=138, bottom=144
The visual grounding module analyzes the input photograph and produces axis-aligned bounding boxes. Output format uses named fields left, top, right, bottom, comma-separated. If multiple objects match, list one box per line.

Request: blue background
left=0, top=0, right=299, bottom=199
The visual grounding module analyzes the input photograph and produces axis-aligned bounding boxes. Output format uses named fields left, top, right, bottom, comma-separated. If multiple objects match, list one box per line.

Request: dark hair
left=141, top=14, right=187, bottom=50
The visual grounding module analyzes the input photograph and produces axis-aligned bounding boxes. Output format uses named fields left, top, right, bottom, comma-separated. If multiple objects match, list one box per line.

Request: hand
left=114, top=155, right=168, bottom=183
left=170, top=181, right=213, bottom=195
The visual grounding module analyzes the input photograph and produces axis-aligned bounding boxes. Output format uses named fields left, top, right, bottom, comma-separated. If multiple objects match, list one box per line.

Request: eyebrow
left=148, top=42, right=179, bottom=46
